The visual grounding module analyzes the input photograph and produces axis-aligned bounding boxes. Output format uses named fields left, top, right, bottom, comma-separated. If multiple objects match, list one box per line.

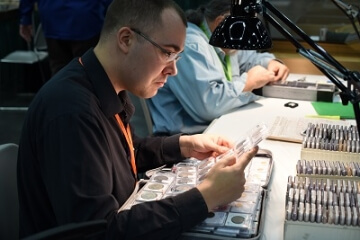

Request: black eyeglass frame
left=130, top=28, right=181, bottom=62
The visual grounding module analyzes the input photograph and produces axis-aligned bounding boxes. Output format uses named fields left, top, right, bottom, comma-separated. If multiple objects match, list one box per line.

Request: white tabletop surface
left=204, top=96, right=356, bottom=240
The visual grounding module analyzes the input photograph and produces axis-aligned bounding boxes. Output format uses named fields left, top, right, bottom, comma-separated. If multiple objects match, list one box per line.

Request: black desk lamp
left=209, top=0, right=360, bottom=138
left=332, top=0, right=360, bottom=40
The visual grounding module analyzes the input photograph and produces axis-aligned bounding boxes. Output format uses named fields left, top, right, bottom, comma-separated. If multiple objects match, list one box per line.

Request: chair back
left=0, top=143, right=19, bottom=240
left=34, top=23, right=47, bottom=52
left=128, top=92, right=153, bottom=137
left=22, top=219, right=107, bottom=240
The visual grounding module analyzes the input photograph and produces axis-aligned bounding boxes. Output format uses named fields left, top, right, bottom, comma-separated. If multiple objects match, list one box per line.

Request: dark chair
left=0, top=23, right=48, bottom=83
left=0, top=21, right=49, bottom=108
left=22, top=219, right=107, bottom=240
left=0, top=143, right=19, bottom=240
left=128, top=92, right=153, bottom=137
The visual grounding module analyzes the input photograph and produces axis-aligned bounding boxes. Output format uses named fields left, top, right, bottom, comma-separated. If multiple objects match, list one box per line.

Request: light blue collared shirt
left=147, top=21, right=275, bottom=135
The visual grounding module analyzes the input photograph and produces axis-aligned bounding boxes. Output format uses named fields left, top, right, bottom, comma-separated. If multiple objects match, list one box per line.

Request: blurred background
left=0, top=0, right=359, bottom=144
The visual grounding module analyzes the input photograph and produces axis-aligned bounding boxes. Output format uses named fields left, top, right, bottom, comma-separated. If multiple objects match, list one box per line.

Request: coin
left=153, top=175, right=168, bottom=182
left=231, top=215, right=245, bottom=224
left=177, top=178, right=192, bottom=184
left=178, top=172, right=193, bottom=177
left=140, top=191, right=157, bottom=200
left=173, top=185, right=192, bottom=193
left=147, top=183, right=164, bottom=190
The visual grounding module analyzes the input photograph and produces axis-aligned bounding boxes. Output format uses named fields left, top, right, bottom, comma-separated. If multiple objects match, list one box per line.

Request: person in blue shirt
left=19, top=0, right=112, bottom=75
left=147, top=0, right=290, bottom=135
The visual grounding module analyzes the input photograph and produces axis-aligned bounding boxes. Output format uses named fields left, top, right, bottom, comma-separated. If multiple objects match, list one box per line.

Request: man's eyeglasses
left=130, top=28, right=181, bottom=62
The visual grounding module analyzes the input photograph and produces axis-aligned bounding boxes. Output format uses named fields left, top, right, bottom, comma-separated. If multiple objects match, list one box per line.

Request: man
left=17, top=0, right=258, bottom=239
left=19, top=0, right=112, bottom=75
left=147, top=0, right=290, bottom=135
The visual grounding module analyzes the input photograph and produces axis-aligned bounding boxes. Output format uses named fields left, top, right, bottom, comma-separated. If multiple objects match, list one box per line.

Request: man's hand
left=196, top=146, right=258, bottom=211
left=179, top=134, right=234, bottom=160
left=243, top=65, right=276, bottom=92
left=267, top=60, right=290, bottom=82
left=19, top=25, right=33, bottom=43
left=243, top=60, right=290, bottom=92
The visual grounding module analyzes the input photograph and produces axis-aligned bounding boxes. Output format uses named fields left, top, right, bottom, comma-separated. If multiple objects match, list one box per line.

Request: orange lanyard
left=78, top=57, right=137, bottom=177
left=115, top=114, right=137, bottom=177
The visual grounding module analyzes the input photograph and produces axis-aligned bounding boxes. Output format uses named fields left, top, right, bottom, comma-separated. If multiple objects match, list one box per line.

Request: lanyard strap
left=115, top=114, right=137, bottom=176
left=223, top=55, right=232, bottom=81
left=78, top=57, right=137, bottom=177
left=199, top=22, right=232, bottom=81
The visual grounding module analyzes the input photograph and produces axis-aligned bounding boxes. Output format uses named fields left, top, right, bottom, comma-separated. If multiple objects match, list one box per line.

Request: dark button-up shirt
left=17, top=49, right=208, bottom=239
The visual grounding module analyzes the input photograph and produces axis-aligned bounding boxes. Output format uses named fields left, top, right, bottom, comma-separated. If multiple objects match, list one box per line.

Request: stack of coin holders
left=296, top=159, right=360, bottom=178
left=284, top=160, right=360, bottom=239
left=285, top=175, right=360, bottom=225
left=301, top=122, right=360, bottom=161
left=122, top=125, right=274, bottom=239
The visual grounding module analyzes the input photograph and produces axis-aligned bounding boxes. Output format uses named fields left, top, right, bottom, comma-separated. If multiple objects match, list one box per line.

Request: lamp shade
left=209, top=15, right=272, bottom=50
left=209, top=0, right=272, bottom=50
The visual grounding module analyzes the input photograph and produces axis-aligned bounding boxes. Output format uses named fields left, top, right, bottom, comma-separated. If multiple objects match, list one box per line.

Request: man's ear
left=208, top=15, right=226, bottom=32
left=117, top=27, right=133, bottom=53
left=214, top=15, right=226, bottom=29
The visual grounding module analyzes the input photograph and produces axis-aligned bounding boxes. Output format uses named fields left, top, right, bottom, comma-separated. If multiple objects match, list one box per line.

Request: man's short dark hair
left=100, top=0, right=187, bottom=40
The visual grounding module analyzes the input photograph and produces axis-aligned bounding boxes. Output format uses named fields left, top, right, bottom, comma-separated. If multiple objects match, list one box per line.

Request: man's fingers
left=214, top=146, right=258, bottom=171
left=235, top=146, right=259, bottom=171
left=214, top=152, right=237, bottom=168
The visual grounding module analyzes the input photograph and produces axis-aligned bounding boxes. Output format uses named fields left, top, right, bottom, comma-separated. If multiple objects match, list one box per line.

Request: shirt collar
left=80, top=49, right=134, bottom=123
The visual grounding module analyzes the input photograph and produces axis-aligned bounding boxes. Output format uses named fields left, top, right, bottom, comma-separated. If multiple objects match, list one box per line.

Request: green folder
left=311, top=102, right=356, bottom=119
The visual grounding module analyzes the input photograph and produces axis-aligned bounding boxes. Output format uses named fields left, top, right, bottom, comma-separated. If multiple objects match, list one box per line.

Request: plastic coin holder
left=213, top=227, right=241, bottom=237
left=225, top=212, right=252, bottom=229
left=142, top=182, right=169, bottom=194
left=245, top=176, right=267, bottom=187
left=250, top=164, right=269, bottom=175
left=243, top=184, right=261, bottom=193
left=201, top=212, right=227, bottom=226
left=168, top=184, right=195, bottom=194
left=172, top=162, right=197, bottom=173
left=249, top=221, right=259, bottom=236
left=176, top=165, right=197, bottom=173
left=233, top=124, right=269, bottom=159
left=212, top=204, right=231, bottom=212
left=150, top=172, right=175, bottom=185
left=197, top=173, right=207, bottom=183
left=214, top=124, right=269, bottom=163
left=198, top=166, right=211, bottom=176
left=129, top=201, right=141, bottom=207
left=162, top=194, right=173, bottom=199
left=136, top=190, right=162, bottom=202
left=178, top=158, right=199, bottom=165
left=176, top=177, right=196, bottom=185
left=250, top=159, right=270, bottom=174
left=238, top=192, right=261, bottom=203
left=176, top=171, right=196, bottom=178
left=230, top=200, right=257, bottom=214
left=190, top=225, right=215, bottom=233
left=197, top=157, right=215, bottom=170
left=246, top=172, right=266, bottom=182
left=254, top=209, right=261, bottom=222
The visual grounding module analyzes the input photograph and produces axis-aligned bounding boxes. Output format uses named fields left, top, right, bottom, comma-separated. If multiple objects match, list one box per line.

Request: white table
left=204, top=97, right=355, bottom=240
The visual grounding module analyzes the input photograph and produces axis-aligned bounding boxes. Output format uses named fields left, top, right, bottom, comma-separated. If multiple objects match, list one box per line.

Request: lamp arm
left=298, top=49, right=344, bottom=79
left=261, top=0, right=360, bottom=137
left=331, top=0, right=360, bottom=40
left=261, top=5, right=348, bottom=92
left=262, top=1, right=348, bottom=73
